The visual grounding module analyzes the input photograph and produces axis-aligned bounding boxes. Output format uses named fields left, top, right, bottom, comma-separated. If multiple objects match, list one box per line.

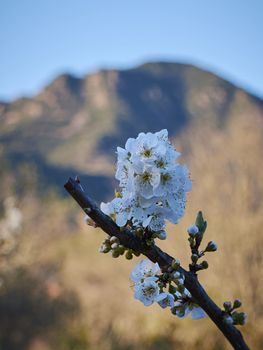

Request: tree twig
left=64, top=177, right=250, bottom=350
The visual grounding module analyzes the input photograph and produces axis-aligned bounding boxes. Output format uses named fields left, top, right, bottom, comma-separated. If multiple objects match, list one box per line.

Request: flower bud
left=125, top=250, right=133, bottom=260
left=233, top=299, right=242, bottom=309
left=172, top=271, right=181, bottom=280
left=205, top=241, right=218, bottom=252
left=223, top=301, right=232, bottom=311
left=133, top=250, right=141, bottom=257
left=171, top=306, right=178, bottom=315
left=200, top=261, right=209, bottom=269
left=110, top=236, right=119, bottom=244
left=223, top=315, right=233, bottom=325
left=233, top=312, right=247, bottom=325
left=99, top=244, right=111, bottom=253
left=168, top=284, right=177, bottom=294
left=118, top=245, right=126, bottom=255
left=187, top=224, right=199, bottom=236
left=157, top=230, right=167, bottom=240
left=171, top=259, right=180, bottom=270
left=176, top=305, right=186, bottom=317
left=111, top=249, right=120, bottom=258
left=191, top=254, right=199, bottom=264
left=102, top=237, right=110, bottom=245
left=111, top=243, right=119, bottom=250
left=177, top=278, right=185, bottom=286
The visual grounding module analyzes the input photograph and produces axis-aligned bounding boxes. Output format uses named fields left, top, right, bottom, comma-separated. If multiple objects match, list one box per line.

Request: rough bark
left=64, top=177, right=250, bottom=350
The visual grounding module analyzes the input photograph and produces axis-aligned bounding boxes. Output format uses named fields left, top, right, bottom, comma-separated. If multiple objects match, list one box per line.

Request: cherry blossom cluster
left=100, top=129, right=191, bottom=238
left=81, top=129, right=248, bottom=331
left=222, top=300, right=247, bottom=326
left=131, top=259, right=205, bottom=319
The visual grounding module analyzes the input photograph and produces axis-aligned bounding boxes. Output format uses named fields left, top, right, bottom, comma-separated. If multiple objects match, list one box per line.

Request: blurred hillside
left=1, top=62, right=263, bottom=350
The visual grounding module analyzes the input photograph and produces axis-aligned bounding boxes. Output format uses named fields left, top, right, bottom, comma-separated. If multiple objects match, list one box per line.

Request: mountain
left=1, top=62, right=263, bottom=349
left=1, top=62, right=263, bottom=203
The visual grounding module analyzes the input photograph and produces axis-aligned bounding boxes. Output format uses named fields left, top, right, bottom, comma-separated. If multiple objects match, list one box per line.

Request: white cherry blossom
left=101, top=129, right=191, bottom=237
left=134, top=278, right=160, bottom=306
left=156, top=292, right=175, bottom=309
left=130, top=259, right=160, bottom=284
left=174, top=289, right=206, bottom=320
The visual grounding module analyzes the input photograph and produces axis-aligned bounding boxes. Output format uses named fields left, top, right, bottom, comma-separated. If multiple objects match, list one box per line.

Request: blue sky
left=0, top=0, right=262, bottom=101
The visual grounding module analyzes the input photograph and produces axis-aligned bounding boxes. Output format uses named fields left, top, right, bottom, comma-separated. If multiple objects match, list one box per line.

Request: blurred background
left=1, top=1, right=263, bottom=349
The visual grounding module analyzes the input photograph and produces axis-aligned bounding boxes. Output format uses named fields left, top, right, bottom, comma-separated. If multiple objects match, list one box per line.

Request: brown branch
left=64, top=177, right=250, bottom=350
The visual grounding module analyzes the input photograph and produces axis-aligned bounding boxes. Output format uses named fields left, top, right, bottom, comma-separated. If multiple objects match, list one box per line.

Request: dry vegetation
left=2, top=117, right=263, bottom=350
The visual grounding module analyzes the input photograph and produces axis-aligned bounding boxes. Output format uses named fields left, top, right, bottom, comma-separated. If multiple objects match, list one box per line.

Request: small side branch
left=64, top=177, right=250, bottom=350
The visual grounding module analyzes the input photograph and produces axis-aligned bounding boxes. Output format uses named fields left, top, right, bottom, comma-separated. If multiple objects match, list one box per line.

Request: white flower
left=131, top=259, right=160, bottom=284
left=156, top=292, right=175, bottom=309
left=174, top=288, right=206, bottom=320
left=134, top=278, right=160, bottom=306
left=101, top=197, right=134, bottom=227
left=101, top=129, right=191, bottom=237
left=191, top=307, right=206, bottom=320
left=134, top=166, right=161, bottom=199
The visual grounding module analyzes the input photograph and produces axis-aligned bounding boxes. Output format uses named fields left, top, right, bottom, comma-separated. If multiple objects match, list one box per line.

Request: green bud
left=168, top=284, right=177, bottom=294
left=223, top=301, right=232, bottom=311
left=191, top=254, right=199, bottom=264
left=118, top=245, right=126, bottom=255
left=200, top=261, right=209, bottom=269
left=133, top=250, right=141, bottom=257
left=233, top=299, right=242, bottom=309
left=125, top=250, right=133, bottom=260
left=176, top=306, right=186, bottom=318
left=205, top=240, right=218, bottom=252
left=171, top=259, right=180, bottom=270
left=102, top=238, right=111, bottom=246
left=111, top=250, right=120, bottom=258
left=232, top=311, right=247, bottom=325
left=171, top=306, right=178, bottom=315
left=99, top=244, right=111, bottom=253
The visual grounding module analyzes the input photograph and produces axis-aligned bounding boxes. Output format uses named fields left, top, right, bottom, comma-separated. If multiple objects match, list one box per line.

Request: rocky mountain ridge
left=1, top=62, right=263, bottom=202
